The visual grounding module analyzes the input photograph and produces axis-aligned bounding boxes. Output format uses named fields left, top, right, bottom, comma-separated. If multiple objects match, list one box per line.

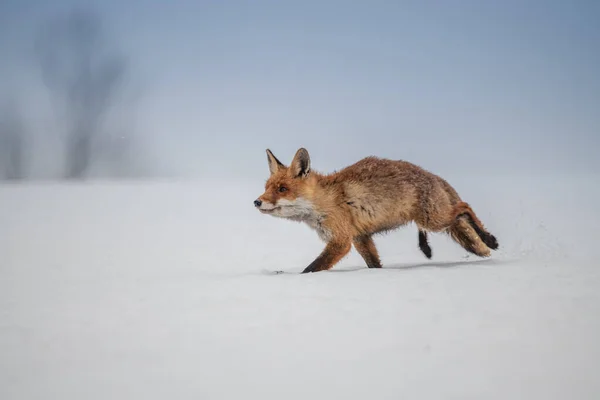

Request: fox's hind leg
left=353, top=235, right=382, bottom=268
left=418, top=229, right=432, bottom=259
left=447, top=217, right=491, bottom=257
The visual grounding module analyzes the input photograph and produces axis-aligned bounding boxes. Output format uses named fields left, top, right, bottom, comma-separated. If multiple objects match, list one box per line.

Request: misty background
left=1, top=0, right=598, bottom=182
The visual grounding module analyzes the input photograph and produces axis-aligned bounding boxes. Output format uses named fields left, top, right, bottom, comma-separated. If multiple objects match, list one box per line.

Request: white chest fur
left=304, top=214, right=333, bottom=242
left=277, top=197, right=333, bottom=242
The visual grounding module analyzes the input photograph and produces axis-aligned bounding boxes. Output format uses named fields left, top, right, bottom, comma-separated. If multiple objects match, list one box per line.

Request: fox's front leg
left=302, top=239, right=352, bottom=273
left=352, top=235, right=382, bottom=268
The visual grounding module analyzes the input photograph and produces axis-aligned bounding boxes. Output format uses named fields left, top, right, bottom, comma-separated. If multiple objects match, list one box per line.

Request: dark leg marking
left=418, top=230, right=432, bottom=259
left=302, top=240, right=352, bottom=273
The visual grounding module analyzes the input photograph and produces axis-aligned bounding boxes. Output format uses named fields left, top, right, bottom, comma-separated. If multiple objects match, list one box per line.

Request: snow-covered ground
left=1, top=172, right=599, bottom=399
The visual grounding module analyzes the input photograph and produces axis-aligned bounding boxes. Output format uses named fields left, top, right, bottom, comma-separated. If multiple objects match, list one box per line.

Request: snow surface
left=1, top=173, right=599, bottom=399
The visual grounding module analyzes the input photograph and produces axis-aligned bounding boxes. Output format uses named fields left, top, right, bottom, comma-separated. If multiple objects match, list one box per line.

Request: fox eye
left=278, top=186, right=288, bottom=193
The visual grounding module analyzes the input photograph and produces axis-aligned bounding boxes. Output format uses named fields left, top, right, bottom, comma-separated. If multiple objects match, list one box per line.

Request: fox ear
left=290, top=148, right=311, bottom=178
left=266, top=149, right=285, bottom=175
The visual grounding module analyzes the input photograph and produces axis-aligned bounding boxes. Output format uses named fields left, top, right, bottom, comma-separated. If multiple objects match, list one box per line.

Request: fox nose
left=254, top=199, right=262, bottom=207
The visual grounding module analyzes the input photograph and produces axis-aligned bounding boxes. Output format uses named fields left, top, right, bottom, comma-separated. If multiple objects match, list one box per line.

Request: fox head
left=254, top=148, right=316, bottom=220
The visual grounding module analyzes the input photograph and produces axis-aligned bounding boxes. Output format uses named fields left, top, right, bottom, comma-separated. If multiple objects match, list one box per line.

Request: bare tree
left=0, top=99, right=26, bottom=181
left=35, top=8, right=127, bottom=179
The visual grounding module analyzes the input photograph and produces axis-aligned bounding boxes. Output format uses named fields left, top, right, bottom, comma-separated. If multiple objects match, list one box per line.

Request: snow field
left=1, top=173, right=599, bottom=399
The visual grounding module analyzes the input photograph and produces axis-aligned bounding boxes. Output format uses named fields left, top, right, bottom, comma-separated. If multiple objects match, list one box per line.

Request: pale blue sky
left=1, top=0, right=599, bottom=178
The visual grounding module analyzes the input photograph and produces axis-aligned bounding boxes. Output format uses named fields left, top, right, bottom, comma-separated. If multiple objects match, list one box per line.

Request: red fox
left=254, top=148, right=498, bottom=273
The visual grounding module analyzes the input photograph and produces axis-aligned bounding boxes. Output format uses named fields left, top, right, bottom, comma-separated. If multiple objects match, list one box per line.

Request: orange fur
left=254, top=148, right=498, bottom=273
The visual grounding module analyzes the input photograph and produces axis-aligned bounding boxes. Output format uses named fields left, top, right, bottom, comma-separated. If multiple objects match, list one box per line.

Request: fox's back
left=321, top=157, right=460, bottom=233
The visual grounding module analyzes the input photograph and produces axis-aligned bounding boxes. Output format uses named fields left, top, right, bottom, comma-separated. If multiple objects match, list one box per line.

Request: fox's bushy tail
left=452, top=202, right=498, bottom=250
left=447, top=202, right=498, bottom=257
